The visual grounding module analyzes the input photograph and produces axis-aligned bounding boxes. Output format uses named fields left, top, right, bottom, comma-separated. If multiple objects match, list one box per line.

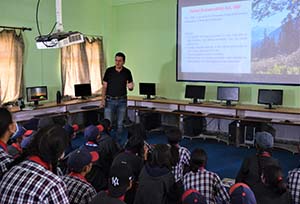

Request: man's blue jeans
left=104, top=98, right=127, bottom=139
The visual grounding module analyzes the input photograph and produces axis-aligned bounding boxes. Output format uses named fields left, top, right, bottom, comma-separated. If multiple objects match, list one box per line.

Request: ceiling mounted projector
left=35, top=0, right=84, bottom=49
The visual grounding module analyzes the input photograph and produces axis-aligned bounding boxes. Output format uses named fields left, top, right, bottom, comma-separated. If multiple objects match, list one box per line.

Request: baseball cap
left=97, top=124, right=104, bottom=132
left=24, top=130, right=34, bottom=137
left=229, top=183, right=256, bottom=204
left=38, top=117, right=55, bottom=129
left=182, top=189, right=207, bottom=204
left=63, top=124, right=74, bottom=136
left=108, top=163, right=133, bottom=198
left=23, top=118, right=39, bottom=131
left=67, top=148, right=99, bottom=173
left=84, top=125, right=100, bottom=141
left=72, top=124, right=79, bottom=132
left=20, top=130, right=36, bottom=149
left=100, top=119, right=111, bottom=131
left=255, top=131, right=274, bottom=149
left=11, top=124, right=26, bottom=140
left=125, top=134, right=144, bottom=150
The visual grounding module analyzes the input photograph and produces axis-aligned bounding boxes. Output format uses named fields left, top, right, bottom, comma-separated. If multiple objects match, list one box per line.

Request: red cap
left=90, top=151, right=99, bottom=162
left=72, top=124, right=79, bottom=132
left=24, top=130, right=33, bottom=137
left=97, top=124, right=104, bottom=132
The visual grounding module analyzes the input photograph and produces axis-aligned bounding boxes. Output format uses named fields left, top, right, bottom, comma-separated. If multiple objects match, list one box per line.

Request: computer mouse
left=284, top=120, right=291, bottom=123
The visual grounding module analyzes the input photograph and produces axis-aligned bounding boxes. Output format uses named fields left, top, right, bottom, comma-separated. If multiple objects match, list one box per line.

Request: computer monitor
left=26, top=86, right=48, bottom=106
left=217, top=87, right=240, bottom=106
left=258, top=89, right=283, bottom=109
left=74, top=83, right=92, bottom=99
left=139, top=83, right=156, bottom=99
left=185, top=85, right=206, bottom=104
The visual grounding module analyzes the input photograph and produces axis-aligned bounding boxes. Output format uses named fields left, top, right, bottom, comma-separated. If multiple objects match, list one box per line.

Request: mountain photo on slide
left=251, top=0, right=300, bottom=75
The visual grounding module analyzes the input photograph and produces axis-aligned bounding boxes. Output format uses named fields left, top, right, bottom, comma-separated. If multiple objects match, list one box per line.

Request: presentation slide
left=177, top=0, right=300, bottom=85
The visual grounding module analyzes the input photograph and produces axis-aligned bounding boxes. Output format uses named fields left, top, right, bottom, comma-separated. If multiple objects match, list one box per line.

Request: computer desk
left=9, top=96, right=300, bottom=152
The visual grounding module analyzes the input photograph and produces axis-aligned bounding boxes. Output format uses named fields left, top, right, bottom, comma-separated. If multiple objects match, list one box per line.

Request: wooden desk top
left=128, top=96, right=300, bottom=115
left=9, top=95, right=300, bottom=116
left=10, top=97, right=102, bottom=113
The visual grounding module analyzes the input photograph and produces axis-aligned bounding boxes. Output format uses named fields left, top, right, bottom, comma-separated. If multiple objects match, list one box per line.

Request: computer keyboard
left=22, top=106, right=35, bottom=111
left=172, top=110, right=196, bottom=114
left=80, top=105, right=100, bottom=110
left=244, top=117, right=272, bottom=121
left=208, top=114, right=235, bottom=118
left=128, top=105, right=151, bottom=109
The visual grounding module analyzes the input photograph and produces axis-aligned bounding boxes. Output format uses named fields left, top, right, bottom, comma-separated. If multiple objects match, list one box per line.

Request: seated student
left=97, top=119, right=121, bottom=171
left=288, top=165, right=300, bottom=204
left=7, top=124, right=26, bottom=159
left=82, top=124, right=117, bottom=191
left=0, top=108, right=16, bottom=178
left=182, top=189, right=208, bottom=204
left=252, top=165, right=292, bottom=204
left=62, top=149, right=98, bottom=204
left=229, top=183, right=256, bottom=204
left=166, top=127, right=191, bottom=182
left=134, top=144, right=177, bottom=204
left=89, top=163, right=134, bottom=204
left=112, top=127, right=145, bottom=204
left=0, top=125, right=69, bottom=204
left=20, top=130, right=35, bottom=149
left=63, top=123, right=79, bottom=155
left=236, top=131, right=280, bottom=189
left=183, top=148, right=230, bottom=204
left=100, top=118, right=112, bottom=136
left=82, top=125, right=102, bottom=152
left=112, top=124, right=145, bottom=179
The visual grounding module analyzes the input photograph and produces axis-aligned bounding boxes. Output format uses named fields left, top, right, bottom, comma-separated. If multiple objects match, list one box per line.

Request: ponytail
left=262, top=165, right=287, bottom=195
left=275, top=176, right=287, bottom=194
left=166, top=127, right=182, bottom=166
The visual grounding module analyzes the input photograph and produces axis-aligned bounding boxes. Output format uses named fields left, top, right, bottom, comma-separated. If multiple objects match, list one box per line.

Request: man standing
left=101, top=52, right=134, bottom=142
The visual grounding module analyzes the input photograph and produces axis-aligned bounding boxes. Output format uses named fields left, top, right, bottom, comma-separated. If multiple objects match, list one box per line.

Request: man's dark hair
left=0, top=108, right=13, bottom=138
left=190, top=148, right=207, bottom=173
left=115, top=52, right=126, bottom=61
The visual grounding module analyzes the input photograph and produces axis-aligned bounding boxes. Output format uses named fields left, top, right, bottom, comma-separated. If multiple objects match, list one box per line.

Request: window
left=0, top=30, right=24, bottom=104
left=61, top=38, right=105, bottom=96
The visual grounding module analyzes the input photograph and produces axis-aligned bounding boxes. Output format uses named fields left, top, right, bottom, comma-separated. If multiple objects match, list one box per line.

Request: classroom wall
left=112, top=0, right=300, bottom=108
left=1, top=0, right=299, bottom=108
left=0, top=0, right=113, bottom=101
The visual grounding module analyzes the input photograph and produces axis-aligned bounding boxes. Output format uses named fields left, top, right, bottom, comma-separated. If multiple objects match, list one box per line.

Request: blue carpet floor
left=71, top=131, right=299, bottom=179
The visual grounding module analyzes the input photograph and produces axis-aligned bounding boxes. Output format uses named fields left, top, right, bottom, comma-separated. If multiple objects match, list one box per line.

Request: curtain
left=61, top=37, right=105, bottom=96
left=0, top=30, right=24, bottom=104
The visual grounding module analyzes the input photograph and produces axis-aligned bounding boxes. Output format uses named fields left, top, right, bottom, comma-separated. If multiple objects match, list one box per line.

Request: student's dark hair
left=115, top=52, right=126, bottom=61
left=256, top=144, right=273, bottom=155
left=0, top=108, right=13, bottom=138
left=262, top=165, right=287, bottom=195
left=166, top=127, right=182, bottom=166
left=150, top=144, right=172, bottom=170
left=101, top=119, right=111, bottom=134
left=9, top=125, right=69, bottom=175
left=190, top=148, right=207, bottom=173
left=126, top=124, right=144, bottom=155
